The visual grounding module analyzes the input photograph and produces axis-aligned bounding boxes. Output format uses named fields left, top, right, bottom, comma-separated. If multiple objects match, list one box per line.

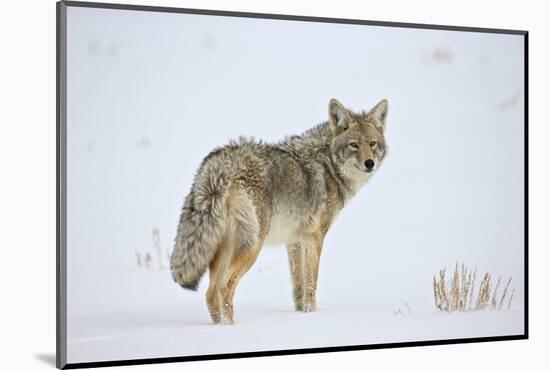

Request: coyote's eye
left=349, top=142, right=359, bottom=149
left=369, top=141, right=378, bottom=148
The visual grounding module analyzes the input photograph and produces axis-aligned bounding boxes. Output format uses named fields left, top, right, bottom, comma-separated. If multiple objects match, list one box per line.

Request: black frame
left=56, top=1, right=529, bottom=368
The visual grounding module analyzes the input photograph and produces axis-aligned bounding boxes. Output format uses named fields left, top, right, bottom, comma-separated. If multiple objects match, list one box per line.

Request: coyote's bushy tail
left=170, top=153, right=231, bottom=290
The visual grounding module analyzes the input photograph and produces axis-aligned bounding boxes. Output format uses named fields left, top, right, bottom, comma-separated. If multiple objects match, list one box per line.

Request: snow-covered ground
left=65, top=5, right=525, bottom=364
left=67, top=248, right=523, bottom=364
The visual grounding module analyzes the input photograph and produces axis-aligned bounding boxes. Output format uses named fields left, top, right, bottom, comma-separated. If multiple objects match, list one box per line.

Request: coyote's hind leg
left=218, top=244, right=262, bottom=324
left=209, top=190, right=265, bottom=324
left=206, top=242, right=233, bottom=324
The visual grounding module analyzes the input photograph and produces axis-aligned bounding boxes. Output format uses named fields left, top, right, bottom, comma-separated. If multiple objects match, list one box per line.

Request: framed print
left=57, top=1, right=528, bottom=368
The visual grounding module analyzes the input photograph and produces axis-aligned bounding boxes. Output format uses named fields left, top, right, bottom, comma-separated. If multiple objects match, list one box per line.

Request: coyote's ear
left=328, top=98, right=351, bottom=134
left=366, top=99, right=389, bottom=132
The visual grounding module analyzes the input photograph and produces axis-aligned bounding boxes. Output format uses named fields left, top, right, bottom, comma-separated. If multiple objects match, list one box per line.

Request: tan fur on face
left=171, top=98, right=388, bottom=323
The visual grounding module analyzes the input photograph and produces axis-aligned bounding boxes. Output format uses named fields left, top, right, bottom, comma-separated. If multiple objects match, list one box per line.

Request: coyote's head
left=328, top=98, right=388, bottom=183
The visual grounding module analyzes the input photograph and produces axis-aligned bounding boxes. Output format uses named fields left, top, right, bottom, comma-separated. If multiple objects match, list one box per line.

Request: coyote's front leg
left=302, top=235, right=324, bottom=312
left=287, top=242, right=305, bottom=311
left=287, top=236, right=324, bottom=313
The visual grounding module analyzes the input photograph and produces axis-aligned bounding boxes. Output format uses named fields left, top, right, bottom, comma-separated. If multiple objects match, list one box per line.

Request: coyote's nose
left=364, top=159, right=375, bottom=172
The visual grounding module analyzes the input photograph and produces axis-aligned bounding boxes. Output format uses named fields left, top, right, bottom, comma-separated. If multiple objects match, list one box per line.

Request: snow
left=67, top=248, right=523, bottom=364
left=65, top=5, right=525, bottom=364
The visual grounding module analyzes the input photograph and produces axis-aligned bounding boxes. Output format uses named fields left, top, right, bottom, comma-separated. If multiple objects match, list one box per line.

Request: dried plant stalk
left=438, top=269, right=449, bottom=311
left=433, top=276, right=439, bottom=310
left=468, top=268, right=477, bottom=311
left=507, top=288, right=515, bottom=310
left=144, top=252, right=152, bottom=268
left=433, top=262, right=514, bottom=313
left=459, top=265, right=467, bottom=311
left=491, top=277, right=501, bottom=310
left=475, top=272, right=491, bottom=310
left=499, top=278, right=512, bottom=310
left=450, top=263, right=460, bottom=311
left=152, top=227, right=163, bottom=269
left=405, top=302, right=412, bottom=315
left=137, top=227, right=169, bottom=270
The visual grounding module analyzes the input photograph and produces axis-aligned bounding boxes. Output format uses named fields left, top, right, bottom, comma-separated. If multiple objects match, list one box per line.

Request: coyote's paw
left=301, top=302, right=316, bottom=313
left=220, top=316, right=234, bottom=325
left=208, top=309, right=221, bottom=324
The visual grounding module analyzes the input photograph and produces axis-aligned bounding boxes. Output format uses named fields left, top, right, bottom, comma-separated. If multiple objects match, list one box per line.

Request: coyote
left=170, top=98, right=388, bottom=324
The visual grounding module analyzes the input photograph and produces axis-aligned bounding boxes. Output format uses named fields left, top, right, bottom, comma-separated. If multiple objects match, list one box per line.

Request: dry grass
left=143, top=252, right=152, bottom=268
left=433, top=262, right=514, bottom=312
left=152, top=227, right=164, bottom=269
left=393, top=302, right=412, bottom=317
left=136, top=227, right=171, bottom=270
